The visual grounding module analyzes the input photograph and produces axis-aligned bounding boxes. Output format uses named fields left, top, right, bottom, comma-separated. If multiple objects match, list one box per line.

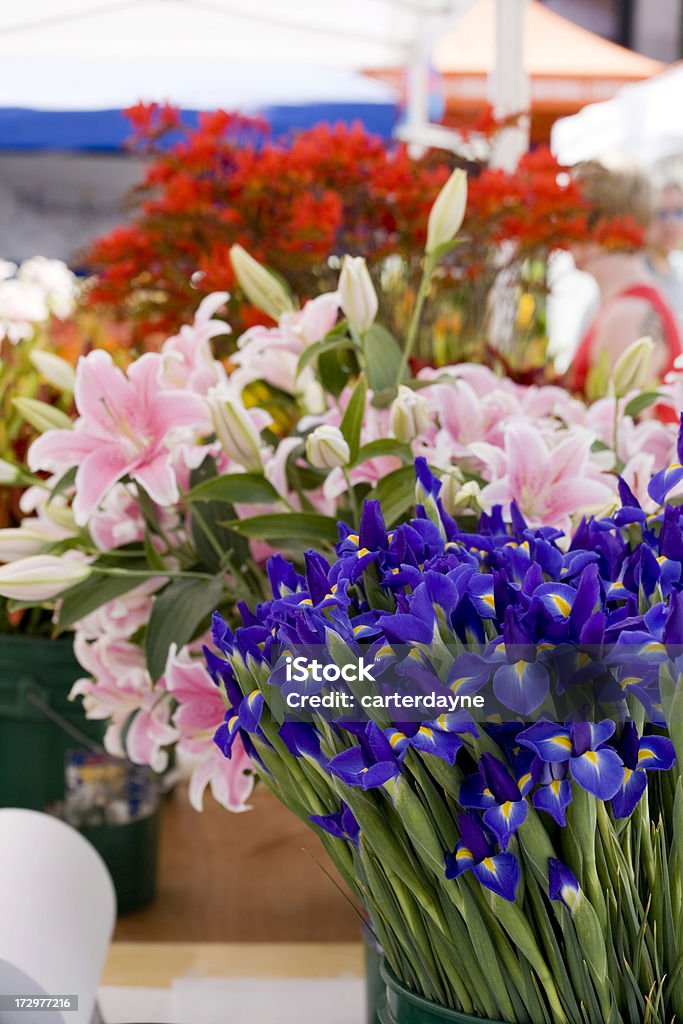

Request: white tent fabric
left=0, top=1, right=470, bottom=72
left=551, top=62, right=683, bottom=167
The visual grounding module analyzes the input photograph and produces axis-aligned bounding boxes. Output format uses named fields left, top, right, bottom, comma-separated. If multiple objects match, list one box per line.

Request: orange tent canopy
left=371, top=0, right=665, bottom=144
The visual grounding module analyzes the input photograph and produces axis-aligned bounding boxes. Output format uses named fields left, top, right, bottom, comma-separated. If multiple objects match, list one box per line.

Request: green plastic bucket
left=0, top=634, right=160, bottom=913
left=378, top=965, right=505, bottom=1024
left=0, top=634, right=105, bottom=810
left=81, top=810, right=160, bottom=914
left=364, top=927, right=384, bottom=1024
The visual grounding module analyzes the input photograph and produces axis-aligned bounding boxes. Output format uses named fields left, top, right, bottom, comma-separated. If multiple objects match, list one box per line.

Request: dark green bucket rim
left=381, top=963, right=506, bottom=1024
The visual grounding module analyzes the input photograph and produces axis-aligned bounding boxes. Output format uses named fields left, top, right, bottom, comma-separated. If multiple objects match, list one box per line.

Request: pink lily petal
left=132, top=451, right=179, bottom=507
left=73, top=445, right=130, bottom=525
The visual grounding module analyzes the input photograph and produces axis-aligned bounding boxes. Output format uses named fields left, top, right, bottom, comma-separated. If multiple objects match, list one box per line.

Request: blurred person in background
left=645, top=180, right=683, bottom=337
left=570, top=161, right=682, bottom=397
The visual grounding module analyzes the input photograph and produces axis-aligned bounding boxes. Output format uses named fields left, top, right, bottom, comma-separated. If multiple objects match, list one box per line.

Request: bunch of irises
left=205, top=427, right=683, bottom=1024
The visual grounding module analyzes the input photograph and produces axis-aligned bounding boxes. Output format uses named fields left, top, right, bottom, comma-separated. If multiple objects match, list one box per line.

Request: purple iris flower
left=611, top=720, right=676, bottom=818
left=327, top=722, right=403, bottom=789
left=310, top=803, right=360, bottom=846
left=548, top=858, right=582, bottom=912
left=648, top=414, right=683, bottom=505
left=445, top=812, right=520, bottom=902
left=459, top=753, right=528, bottom=850
left=517, top=720, right=624, bottom=800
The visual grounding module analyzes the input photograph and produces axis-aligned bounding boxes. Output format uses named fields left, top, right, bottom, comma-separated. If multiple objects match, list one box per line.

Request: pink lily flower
left=474, top=421, right=615, bottom=530
left=160, top=291, right=230, bottom=394
left=29, top=350, right=209, bottom=525
left=165, top=645, right=254, bottom=812
left=71, top=634, right=177, bottom=773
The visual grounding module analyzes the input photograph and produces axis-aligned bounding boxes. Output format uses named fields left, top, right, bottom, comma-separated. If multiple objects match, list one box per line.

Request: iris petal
left=570, top=747, right=624, bottom=799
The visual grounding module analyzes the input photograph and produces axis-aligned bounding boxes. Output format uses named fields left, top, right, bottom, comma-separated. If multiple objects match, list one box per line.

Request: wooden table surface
left=114, top=785, right=360, bottom=942
left=103, top=943, right=365, bottom=987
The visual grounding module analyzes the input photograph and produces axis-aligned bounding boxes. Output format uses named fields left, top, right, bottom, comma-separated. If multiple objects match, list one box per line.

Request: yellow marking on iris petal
left=620, top=676, right=639, bottom=690
left=623, top=767, right=633, bottom=782
left=347, top=534, right=359, bottom=546
left=638, top=748, right=654, bottom=763
left=389, top=732, right=406, bottom=748
left=481, top=593, right=495, bottom=608
left=357, top=547, right=370, bottom=557
left=451, top=677, right=469, bottom=693
left=520, top=541, right=530, bottom=552
left=518, top=772, right=531, bottom=790
left=409, top=649, right=422, bottom=661
left=550, top=780, right=561, bottom=796
left=483, top=787, right=493, bottom=798
left=375, top=645, right=394, bottom=658
left=553, top=735, right=573, bottom=751
left=515, top=661, right=526, bottom=677
left=418, top=727, right=434, bottom=740
left=551, top=594, right=572, bottom=616
left=482, top=857, right=496, bottom=873
left=583, top=751, right=598, bottom=766
left=657, top=556, right=668, bottom=565
left=669, top=462, right=682, bottom=471
left=300, top=598, right=313, bottom=606
left=391, top=567, right=400, bottom=574
left=228, top=715, right=238, bottom=731
left=456, top=847, right=473, bottom=861
left=330, top=584, right=338, bottom=594
left=501, top=801, right=513, bottom=820
left=644, top=642, right=665, bottom=653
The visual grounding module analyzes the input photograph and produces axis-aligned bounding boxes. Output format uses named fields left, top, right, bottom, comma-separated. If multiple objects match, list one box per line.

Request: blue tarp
left=0, top=101, right=399, bottom=151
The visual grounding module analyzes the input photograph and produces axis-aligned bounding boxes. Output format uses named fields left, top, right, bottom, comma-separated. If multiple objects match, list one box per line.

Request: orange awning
left=370, top=0, right=665, bottom=143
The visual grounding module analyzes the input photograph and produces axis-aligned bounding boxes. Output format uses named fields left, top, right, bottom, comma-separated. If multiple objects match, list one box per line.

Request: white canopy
left=0, top=1, right=470, bottom=76
left=552, top=62, right=683, bottom=167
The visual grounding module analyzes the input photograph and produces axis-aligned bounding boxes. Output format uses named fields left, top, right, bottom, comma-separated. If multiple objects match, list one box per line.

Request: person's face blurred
left=649, top=185, right=683, bottom=254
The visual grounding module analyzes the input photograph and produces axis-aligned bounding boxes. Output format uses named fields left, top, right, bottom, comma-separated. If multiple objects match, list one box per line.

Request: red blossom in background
left=83, top=105, right=643, bottom=362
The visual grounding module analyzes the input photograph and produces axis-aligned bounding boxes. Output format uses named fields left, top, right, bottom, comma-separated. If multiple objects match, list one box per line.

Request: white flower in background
left=390, top=385, right=431, bottom=442
left=306, top=425, right=350, bottom=469
left=0, top=260, right=16, bottom=282
left=17, top=256, right=78, bottom=319
left=338, top=256, right=378, bottom=334
left=0, top=278, right=49, bottom=343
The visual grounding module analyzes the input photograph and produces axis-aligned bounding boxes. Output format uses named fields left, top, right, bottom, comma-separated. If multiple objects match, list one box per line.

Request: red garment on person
left=572, top=283, right=682, bottom=391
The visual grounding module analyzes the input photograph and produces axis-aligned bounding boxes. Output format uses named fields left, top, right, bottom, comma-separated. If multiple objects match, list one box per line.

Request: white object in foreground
left=0, top=809, right=116, bottom=1024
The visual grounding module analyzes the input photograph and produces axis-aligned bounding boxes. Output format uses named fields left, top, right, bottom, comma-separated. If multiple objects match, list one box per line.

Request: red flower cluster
left=83, top=106, right=643, bottom=351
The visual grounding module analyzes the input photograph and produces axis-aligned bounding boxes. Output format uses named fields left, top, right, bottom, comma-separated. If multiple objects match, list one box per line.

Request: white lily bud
left=206, top=387, right=264, bottom=472
left=305, top=425, right=350, bottom=469
left=0, top=458, right=20, bottom=484
left=0, top=555, right=91, bottom=600
left=29, top=350, right=76, bottom=393
left=426, top=168, right=468, bottom=256
left=611, top=336, right=656, bottom=398
left=338, top=256, right=378, bottom=334
left=13, top=397, right=73, bottom=433
left=438, top=467, right=465, bottom=515
left=0, top=528, right=53, bottom=562
left=390, top=386, right=431, bottom=443
left=446, top=479, right=483, bottom=516
left=230, top=245, right=294, bottom=322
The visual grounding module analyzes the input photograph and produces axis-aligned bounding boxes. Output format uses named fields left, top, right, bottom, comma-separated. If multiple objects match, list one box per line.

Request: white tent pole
left=488, top=0, right=530, bottom=170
